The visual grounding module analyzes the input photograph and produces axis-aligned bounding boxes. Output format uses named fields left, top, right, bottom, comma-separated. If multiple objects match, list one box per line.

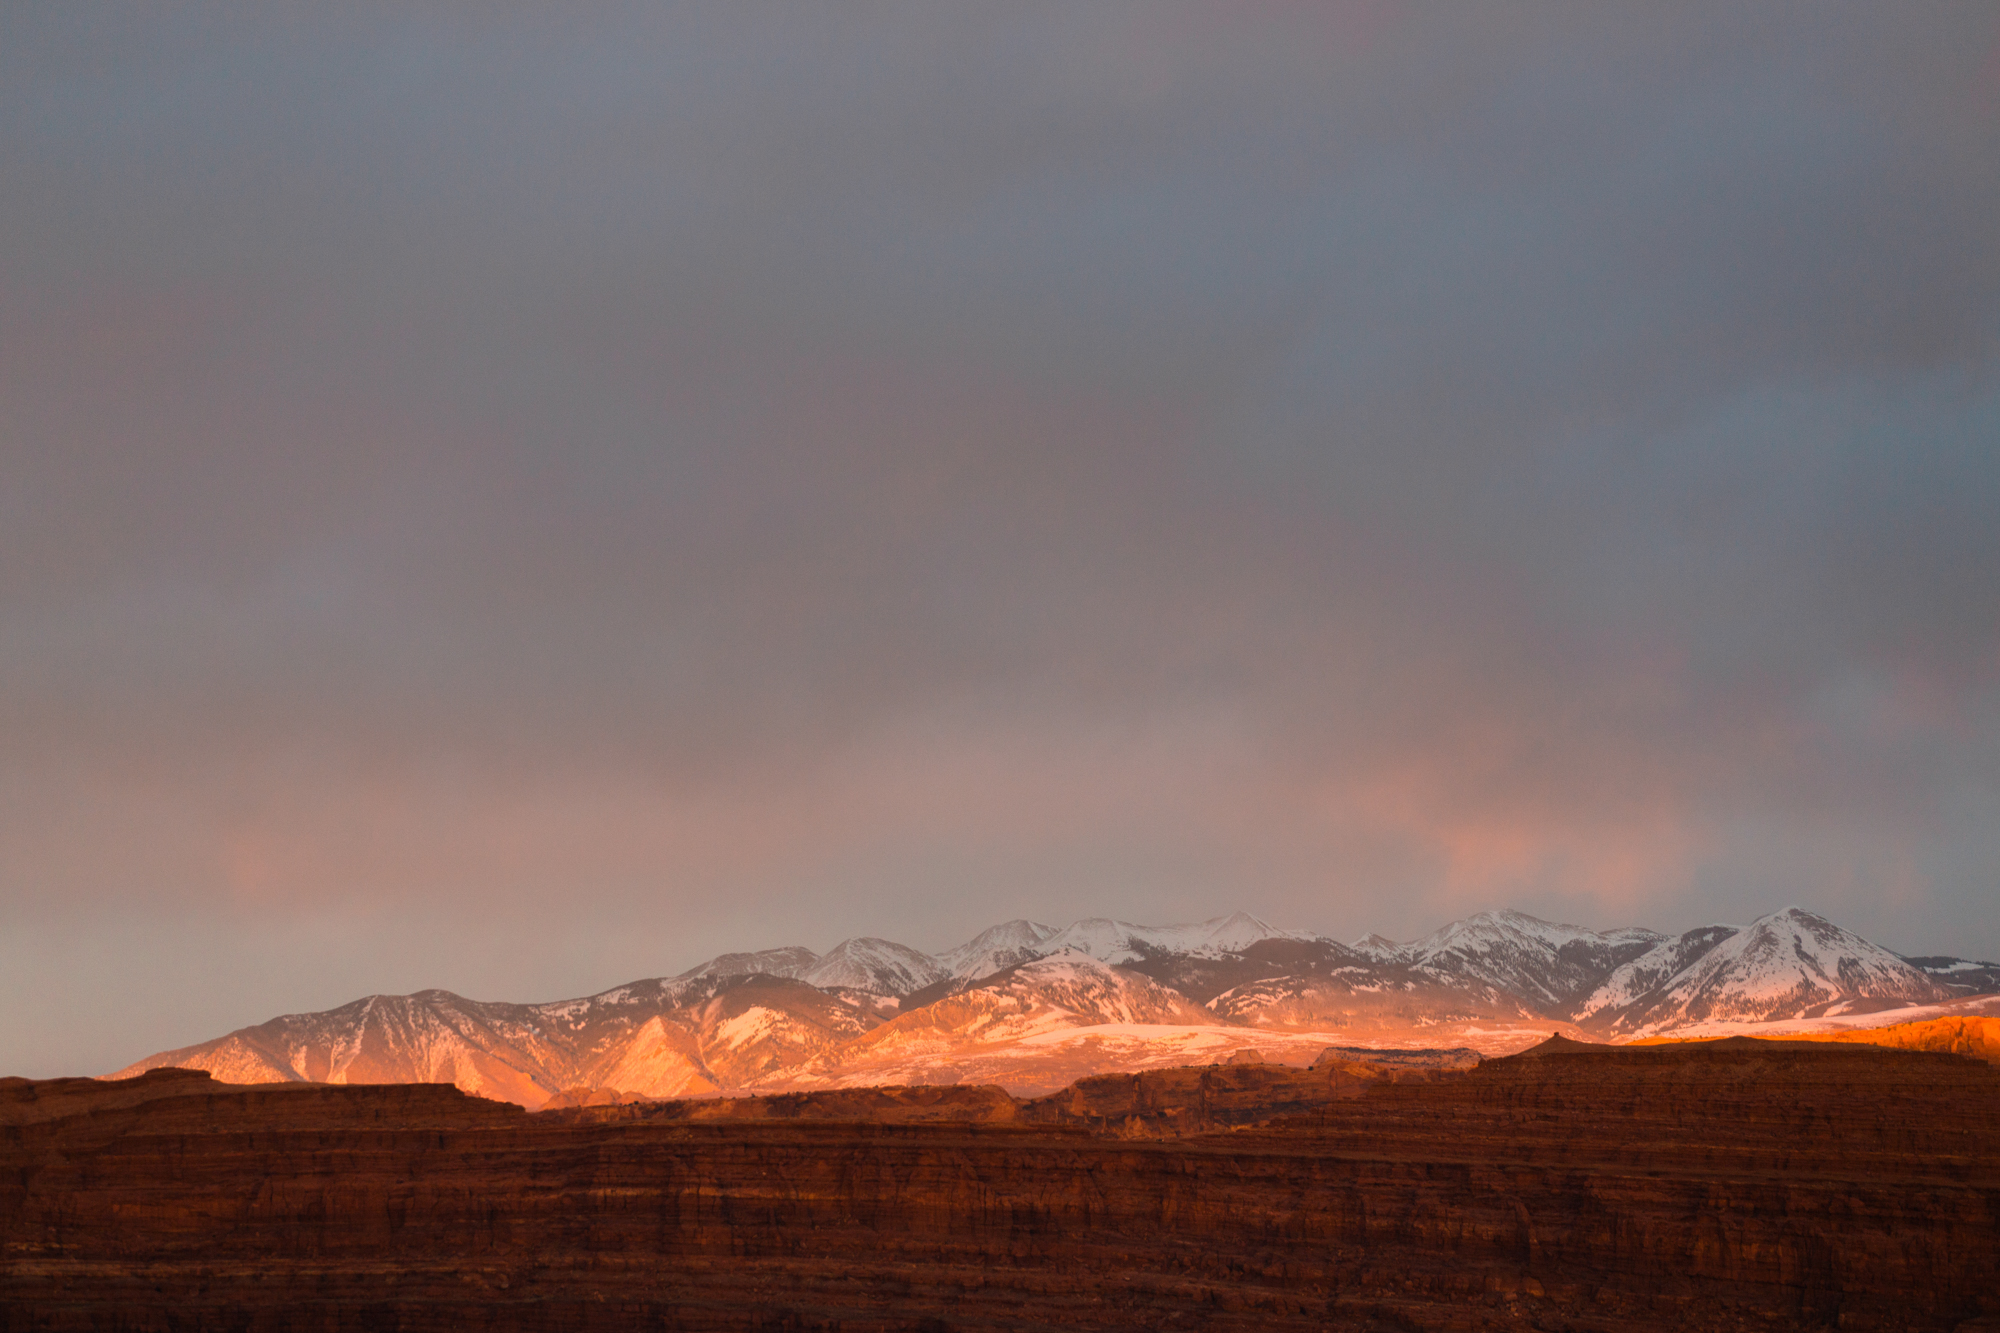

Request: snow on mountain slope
left=113, top=1031, right=304, bottom=1088
left=1030, top=919, right=1154, bottom=964
left=801, top=938, right=948, bottom=996
left=1586, top=907, right=1949, bottom=1036
left=830, top=950, right=1222, bottom=1061
left=1902, top=955, right=2000, bottom=996
left=112, top=991, right=574, bottom=1107
left=1350, top=933, right=1411, bottom=962
left=1406, top=909, right=1666, bottom=1014
left=113, top=905, right=1987, bottom=1105
left=1187, top=911, right=1299, bottom=952
left=1575, top=924, right=1741, bottom=1024
left=936, top=919, right=1059, bottom=981
left=1207, top=966, right=1544, bottom=1031
left=593, top=1016, right=718, bottom=1099
left=110, top=971, right=884, bottom=1107
left=1114, top=936, right=1369, bottom=1006
left=1617, top=992, right=2000, bottom=1042
left=1037, top=913, right=1297, bottom=965
left=674, top=946, right=820, bottom=983
left=684, top=978, right=883, bottom=1084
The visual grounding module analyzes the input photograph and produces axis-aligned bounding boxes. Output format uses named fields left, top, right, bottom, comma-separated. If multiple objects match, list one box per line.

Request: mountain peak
left=1407, top=910, right=1667, bottom=1010
left=675, top=947, right=819, bottom=984
left=1579, top=908, right=1946, bottom=1036
left=801, top=939, right=946, bottom=997
left=937, top=919, right=1062, bottom=982
left=1200, top=912, right=1284, bottom=948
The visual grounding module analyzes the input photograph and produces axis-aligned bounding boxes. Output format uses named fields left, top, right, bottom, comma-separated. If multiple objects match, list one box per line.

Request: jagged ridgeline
left=114, top=907, right=2000, bottom=1106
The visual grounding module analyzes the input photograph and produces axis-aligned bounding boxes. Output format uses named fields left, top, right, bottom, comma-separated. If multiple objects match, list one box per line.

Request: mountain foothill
left=112, top=907, right=2000, bottom=1107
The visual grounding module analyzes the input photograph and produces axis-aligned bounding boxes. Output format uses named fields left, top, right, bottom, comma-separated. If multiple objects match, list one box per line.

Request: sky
left=3, top=3, right=1998, bottom=1076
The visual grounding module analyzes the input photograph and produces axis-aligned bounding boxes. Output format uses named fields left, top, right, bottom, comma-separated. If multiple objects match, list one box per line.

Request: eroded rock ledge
left=3, top=1038, right=1996, bottom=1331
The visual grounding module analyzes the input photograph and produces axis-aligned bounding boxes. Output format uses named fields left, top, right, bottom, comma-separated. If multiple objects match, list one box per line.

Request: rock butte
left=2, top=1037, right=1996, bottom=1331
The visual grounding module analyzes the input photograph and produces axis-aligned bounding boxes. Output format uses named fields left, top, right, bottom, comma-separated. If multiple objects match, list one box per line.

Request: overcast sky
left=3, top=3, right=1997, bottom=1076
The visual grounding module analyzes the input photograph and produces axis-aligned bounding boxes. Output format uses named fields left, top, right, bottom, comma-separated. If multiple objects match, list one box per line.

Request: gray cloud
left=2, top=3, right=1997, bottom=1074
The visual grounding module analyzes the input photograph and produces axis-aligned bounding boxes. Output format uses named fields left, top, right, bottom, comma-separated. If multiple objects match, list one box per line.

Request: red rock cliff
left=2, top=1038, right=1995, bottom=1331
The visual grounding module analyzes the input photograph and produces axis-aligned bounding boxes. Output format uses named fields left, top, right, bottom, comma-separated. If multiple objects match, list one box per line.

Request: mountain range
left=114, top=906, right=2000, bottom=1105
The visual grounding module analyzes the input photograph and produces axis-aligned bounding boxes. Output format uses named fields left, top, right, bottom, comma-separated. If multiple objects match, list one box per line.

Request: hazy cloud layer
left=3, top=3, right=1997, bottom=1073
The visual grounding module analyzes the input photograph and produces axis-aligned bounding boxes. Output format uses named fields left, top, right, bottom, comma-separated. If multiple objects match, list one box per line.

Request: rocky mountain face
left=1401, top=909, right=1668, bottom=1013
left=1579, top=909, right=1948, bottom=1036
left=17, top=1040, right=2000, bottom=1330
left=799, top=938, right=948, bottom=994
left=933, top=918, right=1060, bottom=981
left=112, top=905, right=1996, bottom=1106
left=1903, top=954, right=2000, bottom=996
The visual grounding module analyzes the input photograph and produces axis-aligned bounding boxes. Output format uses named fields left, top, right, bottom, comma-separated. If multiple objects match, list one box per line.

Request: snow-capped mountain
left=1035, top=912, right=1295, bottom=965
left=1207, top=965, right=1543, bottom=1033
left=121, top=985, right=665, bottom=1107
left=674, top=946, right=819, bottom=983
left=801, top=938, right=949, bottom=996
left=1578, top=908, right=1948, bottom=1036
left=115, top=971, right=879, bottom=1106
left=678, top=976, right=882, bottom=1085
left=1575, top=924, right=1744, bottom=1024
left=829, top=951, right=1219, bottom=1060
left=110, top=905, right=1997, bottom=1106
left=1350, top=933, right=1410, bottom=962
left=936, top=919, right=1060, bottom=980
left=114, top=990, right=569, bottom=1107
left=1404, top=909, right=1666, bottom=1013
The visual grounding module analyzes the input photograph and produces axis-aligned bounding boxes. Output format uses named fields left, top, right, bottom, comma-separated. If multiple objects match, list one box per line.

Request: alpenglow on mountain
left=115, top=907, right=1999, bottom=1107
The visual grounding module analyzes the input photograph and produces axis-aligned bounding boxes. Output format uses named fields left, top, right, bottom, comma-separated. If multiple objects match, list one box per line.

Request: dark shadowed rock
left=2, top=1043, right=1995, bottom=1330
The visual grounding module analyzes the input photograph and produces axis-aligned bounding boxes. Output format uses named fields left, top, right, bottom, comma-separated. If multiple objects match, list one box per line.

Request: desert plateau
left=5, top=1035, right=1998, bottom=1331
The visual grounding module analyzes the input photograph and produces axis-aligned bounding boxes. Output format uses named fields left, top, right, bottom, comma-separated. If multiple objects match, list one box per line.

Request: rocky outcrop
left=1312, top=1043, right=1483, bottom=1071
left=3, top=1040, right=1996, bottom=1331
left=1754, top=1013, right=2000, bottom=1063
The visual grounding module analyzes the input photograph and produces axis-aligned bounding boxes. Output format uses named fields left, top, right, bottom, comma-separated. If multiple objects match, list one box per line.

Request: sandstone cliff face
left=1676, top=1014, right=2000, bottom=1064
left=3, top=1041, right=1996, bottom=1332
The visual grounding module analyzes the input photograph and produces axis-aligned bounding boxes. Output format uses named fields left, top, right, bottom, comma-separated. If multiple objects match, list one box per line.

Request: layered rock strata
left=540, top=1058, right=1445, bottom=1137
left=2, top=1039, right=1995, bottom=1331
